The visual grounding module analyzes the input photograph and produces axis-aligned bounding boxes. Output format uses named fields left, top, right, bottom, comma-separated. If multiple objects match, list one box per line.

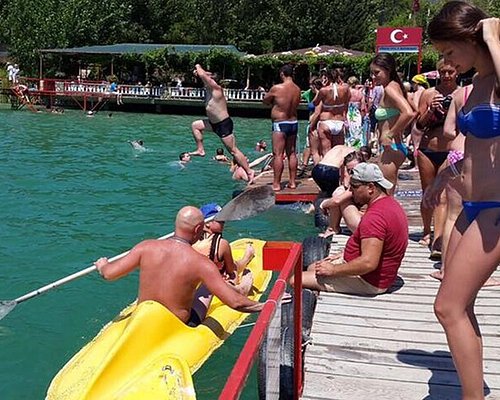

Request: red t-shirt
left=344, top=196, right=408, bottom=289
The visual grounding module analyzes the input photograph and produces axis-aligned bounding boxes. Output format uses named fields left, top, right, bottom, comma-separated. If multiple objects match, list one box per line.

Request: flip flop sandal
left=429, top=250, right=442, bottom=261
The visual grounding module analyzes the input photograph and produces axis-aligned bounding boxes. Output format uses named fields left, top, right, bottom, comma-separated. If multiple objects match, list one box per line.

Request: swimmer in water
left=128, top=140, right=146, bottom=151
left=179, top=152, right=192, bottom=165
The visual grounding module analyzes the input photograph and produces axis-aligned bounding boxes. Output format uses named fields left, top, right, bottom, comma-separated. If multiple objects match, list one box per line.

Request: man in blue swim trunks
left=263, top=64, right=301, bottom=191
left=189, top=64, right=255, bottom=183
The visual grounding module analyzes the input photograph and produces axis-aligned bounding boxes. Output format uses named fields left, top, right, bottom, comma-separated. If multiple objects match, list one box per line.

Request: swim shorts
left=205, top=117, right=234, bottom=138
left=272, top=120, right=299, bottom=137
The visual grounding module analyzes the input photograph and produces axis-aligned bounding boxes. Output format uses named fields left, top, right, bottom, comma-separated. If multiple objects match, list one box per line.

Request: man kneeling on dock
left=292, top=163, right=408, bottom=295
left=94, top=206, right=263, bottom=325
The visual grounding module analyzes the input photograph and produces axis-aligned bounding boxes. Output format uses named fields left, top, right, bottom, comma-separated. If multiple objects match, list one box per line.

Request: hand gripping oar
left=0, top=185, right=275, bottom=320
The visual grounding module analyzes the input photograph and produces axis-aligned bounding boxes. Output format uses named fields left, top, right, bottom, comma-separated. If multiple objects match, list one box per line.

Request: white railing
left=42, top=80, right=268, bottom=102
left=162, top=87, right=266, bottom=101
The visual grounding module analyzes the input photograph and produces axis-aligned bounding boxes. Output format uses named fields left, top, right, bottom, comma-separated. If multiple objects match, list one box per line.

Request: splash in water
left=128, top=140, right=147, bottom=152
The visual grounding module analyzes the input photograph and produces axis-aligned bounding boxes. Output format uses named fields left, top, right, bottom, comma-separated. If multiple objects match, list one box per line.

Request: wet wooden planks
left=301, top=232, right=500, bottom=400
left=250, top=164, right=424, bottom=216
left=251, top=167, right=320, bottom=203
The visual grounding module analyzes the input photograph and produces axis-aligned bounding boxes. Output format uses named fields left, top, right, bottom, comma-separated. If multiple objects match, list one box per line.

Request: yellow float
left=46, top=239, right=271, bottom=400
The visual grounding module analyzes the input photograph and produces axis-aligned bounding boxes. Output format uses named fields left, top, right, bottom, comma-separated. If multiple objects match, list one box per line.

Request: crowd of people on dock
left=84, top=1, right=500, bottom=398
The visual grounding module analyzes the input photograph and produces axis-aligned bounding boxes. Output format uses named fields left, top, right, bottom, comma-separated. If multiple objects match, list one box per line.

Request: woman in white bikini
left=312, top=69, right=351, bottom=156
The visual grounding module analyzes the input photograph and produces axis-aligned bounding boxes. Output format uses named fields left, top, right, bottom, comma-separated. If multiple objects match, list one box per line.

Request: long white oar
left=0, top=185, right=275, bottom=321
left=0, top=231, right=173, bottom=321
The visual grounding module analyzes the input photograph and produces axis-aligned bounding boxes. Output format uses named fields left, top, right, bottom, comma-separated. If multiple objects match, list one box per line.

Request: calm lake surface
left=0, top=108, right=314, bottom=399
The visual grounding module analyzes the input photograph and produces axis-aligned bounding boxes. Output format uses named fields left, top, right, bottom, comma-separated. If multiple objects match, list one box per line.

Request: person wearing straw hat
left=294, top=163, right=408, bottom=295
left=411, top=73, right=430, bottom=108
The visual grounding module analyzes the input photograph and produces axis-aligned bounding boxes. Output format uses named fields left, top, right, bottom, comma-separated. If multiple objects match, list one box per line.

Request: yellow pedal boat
left=46, top=239, right=272, bottom=400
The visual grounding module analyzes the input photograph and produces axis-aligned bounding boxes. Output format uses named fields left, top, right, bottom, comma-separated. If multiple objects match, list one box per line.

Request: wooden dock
left=251, top=163, right=424, bottom=222
left=300, top=169, right=500, bottom=400
left=252, top=167, right=320, bottom=203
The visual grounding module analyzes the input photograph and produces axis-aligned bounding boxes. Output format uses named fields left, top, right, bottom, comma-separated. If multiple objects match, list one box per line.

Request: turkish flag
left=376, top=27, right=423, bottom=47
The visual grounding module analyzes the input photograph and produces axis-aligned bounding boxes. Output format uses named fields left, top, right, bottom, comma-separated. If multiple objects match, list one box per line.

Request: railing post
left=220, top=242, right=303, bottom=399
left=293, top=247, right=303, bottom=399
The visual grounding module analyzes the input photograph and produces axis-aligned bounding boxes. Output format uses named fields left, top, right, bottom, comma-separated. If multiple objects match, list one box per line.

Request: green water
left=0, top=109, right=314, bottom=399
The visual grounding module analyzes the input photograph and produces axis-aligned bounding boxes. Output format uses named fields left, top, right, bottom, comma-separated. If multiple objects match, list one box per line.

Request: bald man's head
left=175, top=206, right=205, bottom=241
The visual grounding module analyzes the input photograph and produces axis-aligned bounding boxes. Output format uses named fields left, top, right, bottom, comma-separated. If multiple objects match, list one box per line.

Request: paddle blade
left=0, top=300, right=17, bottom=320
left=215, top=185, right=275, bottom=221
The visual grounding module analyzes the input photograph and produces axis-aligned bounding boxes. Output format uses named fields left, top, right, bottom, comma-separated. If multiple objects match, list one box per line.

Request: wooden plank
left=305, top=347, right=500, bottom=376
left=302, top=228, right=500, bottom=398
left=312, top=302, right=500, bottom=326
left=295, top=166, right=500, bottom=399
left=301, top=373, right=466, bottom=400
left=311, top=314, right=500, bottom=336
left=315, top=295, right=500, bottom=315
left=308, top=335, right=500, bottom=365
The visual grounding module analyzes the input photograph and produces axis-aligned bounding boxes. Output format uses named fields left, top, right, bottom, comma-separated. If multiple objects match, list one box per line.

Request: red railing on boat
left=219, top=241, right=303, bottom=400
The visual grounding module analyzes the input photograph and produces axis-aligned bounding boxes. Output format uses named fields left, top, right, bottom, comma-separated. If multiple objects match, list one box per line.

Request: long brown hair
left=371, top=53, right=407, bottom=98
left=428, top=1, right=499, bottom=96
left=428, top=1, right=487, bottom=48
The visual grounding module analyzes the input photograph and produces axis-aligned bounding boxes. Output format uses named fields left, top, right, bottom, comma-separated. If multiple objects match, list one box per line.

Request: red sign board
left=376, top=27, right=423, bottom=48
left=376, top=26, right=423, bottom=72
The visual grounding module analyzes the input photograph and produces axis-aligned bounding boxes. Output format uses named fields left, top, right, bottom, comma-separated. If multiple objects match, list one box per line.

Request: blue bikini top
left=457, top=104, right=500, bottom=139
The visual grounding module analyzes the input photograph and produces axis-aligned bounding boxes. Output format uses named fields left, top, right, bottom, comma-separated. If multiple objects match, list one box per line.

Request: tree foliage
left=0, top=0, right=497, bottom=78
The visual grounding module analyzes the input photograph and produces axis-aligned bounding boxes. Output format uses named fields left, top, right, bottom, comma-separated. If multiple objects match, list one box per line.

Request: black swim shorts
left=187, top=308, right=202, bottom=327
left=206, top=117, right=234, bottom=138
left=311, top=164, right=341, bottom=197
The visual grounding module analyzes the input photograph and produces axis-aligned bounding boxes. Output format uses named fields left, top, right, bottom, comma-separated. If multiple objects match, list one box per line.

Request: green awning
left=40, top=43, right=245, bottom=56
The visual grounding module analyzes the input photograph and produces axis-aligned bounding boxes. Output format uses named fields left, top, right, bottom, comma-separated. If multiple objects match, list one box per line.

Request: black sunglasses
left=350, top=181, right=369, bottom=189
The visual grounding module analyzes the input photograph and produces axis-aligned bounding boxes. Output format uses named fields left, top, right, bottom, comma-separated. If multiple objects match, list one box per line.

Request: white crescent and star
left=390, top=29, right=409, bottom=44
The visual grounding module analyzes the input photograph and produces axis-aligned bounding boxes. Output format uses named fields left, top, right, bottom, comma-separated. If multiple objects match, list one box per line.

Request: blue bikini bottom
left=381, top=143, right=408, bottom=157
left=462, top=201, right=500, bottom=223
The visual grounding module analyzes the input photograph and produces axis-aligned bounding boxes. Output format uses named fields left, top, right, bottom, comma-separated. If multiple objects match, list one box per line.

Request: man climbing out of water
left=190, top=203, right=256, bottom=326
left=189, top=64, right=255, bottom=183
left=94, top=206, right=263, bottom=326
left=262, top=64, right=301, bottom=191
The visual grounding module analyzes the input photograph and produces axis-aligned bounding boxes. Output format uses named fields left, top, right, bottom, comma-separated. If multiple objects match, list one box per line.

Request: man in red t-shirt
left=295, top=163, right=408, bottom=295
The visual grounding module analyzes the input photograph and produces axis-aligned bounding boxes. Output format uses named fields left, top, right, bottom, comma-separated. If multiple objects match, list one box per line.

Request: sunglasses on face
left=350, top=181, right=369, bottom=189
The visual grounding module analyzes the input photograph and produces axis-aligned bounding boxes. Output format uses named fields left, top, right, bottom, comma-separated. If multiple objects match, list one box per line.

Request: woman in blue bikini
left=370, top=54, right=416, bottom=194
left=424, top=2, right=500, bottom=398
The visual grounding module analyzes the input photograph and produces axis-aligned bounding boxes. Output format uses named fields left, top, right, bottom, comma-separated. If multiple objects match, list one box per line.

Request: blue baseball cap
left=200, top=203, right=222, bottom=219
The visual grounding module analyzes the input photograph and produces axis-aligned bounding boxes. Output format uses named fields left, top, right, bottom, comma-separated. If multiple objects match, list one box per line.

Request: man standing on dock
left=263, top=64, right=301, bottom=191
left=189, top=64, right=255, bottom=183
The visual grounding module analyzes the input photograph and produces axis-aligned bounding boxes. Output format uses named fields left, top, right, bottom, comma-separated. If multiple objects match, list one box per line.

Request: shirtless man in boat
left=189, top=64, right=255, bottom=183
left=94, top=206, right=263, bottom=325
left=262, top=64, right=301, bottom=191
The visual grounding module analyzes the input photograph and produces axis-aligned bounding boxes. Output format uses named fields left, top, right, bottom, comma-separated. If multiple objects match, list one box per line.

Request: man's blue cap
left=200, top=203, right=222, bottom=218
